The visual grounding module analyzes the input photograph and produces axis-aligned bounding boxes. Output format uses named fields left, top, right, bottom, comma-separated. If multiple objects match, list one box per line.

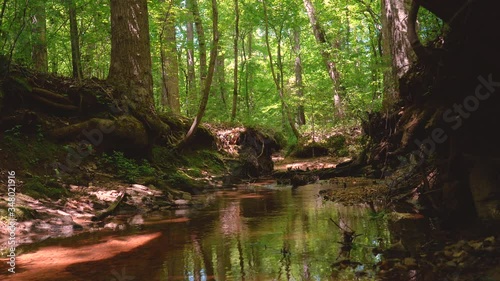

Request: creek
left=0, top=180, right=429, bottom=281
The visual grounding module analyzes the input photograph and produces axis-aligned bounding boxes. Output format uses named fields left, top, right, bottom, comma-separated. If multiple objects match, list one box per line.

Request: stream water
left=1, top=181, right=427, bottom=281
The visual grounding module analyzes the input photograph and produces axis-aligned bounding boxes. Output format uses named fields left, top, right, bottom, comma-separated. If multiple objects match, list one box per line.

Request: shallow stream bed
left=0, top=181, right=433, bottom=281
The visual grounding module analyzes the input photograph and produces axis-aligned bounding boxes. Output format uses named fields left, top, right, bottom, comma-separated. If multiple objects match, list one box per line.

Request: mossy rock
left=291, top=142, right=329, bottom=158
left=326, top=135, right=349, bottom=156
left=22, top=177, right=68, bottom=199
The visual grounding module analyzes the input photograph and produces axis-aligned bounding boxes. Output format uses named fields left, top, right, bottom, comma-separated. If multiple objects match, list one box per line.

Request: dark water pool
left=2, top=182, right=423, bottom=281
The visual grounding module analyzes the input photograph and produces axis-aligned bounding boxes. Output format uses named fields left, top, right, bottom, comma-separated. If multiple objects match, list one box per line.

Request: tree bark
left=179, top=0, right=219, bottom=147
left=216, top=45, right=227, bottom=107
left=31, top=0, right=48, bottom=72
left=186, top=0, right=196, bottom=116
left=160, top=0, right=181, bottom=114
left=245, top=30, right=253, bottom=115
left=303, top=0, right=344, bottom=118
left=380, top=0, right=413, bottom=106
left=67, top=0, right=83, bottom=80
left=230, top=0, right=240, bottom=122
left=293, top=28, right=306, bottom=125
left=262, top=0, right=300, bottom=140
left=192, top=0, right=207, bottom=86
left=108, top=0, right=170, bottom=144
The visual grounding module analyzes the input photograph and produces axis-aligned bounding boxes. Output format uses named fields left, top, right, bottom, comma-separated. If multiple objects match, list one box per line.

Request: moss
left=184, top=150, right=226, bottom=175
left=164, top=170, right=200, bottom=190
left=2, top=127, right=62, bottom=171
left=291, top=142, right=330, bottom=158
left=98, top=151, right=156, bottom=183
left=23, top=177, right=68, bottom=200
left=14, top=207, right=38, bottom=221
left=151, top=146, right=183, bottom=169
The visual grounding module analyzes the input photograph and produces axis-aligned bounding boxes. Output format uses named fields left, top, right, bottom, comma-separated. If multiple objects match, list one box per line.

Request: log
left=91, top=192, right=127, bottom=221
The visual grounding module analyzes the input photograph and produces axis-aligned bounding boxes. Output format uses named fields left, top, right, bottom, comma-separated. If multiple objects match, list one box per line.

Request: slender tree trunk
left=67, top=0, right=82, bottom=80
left=180, top=0, right=219, bottom=147
left=216, top=45, right=227, bottom=107
left=0, top=0, right=8, bottom=31
left=245, top=30, right=253, bottom=115
left=303, top=0, right=344, bottom=118
left=293, top=28, right=306, bottom=125
left=160, top=0, right=181, bottom=114
left=192, top=0, right=207, bottom=86
left=262, top=0, right=300, bottom=140
left=31, top=0, right=48, bottom=72
left=230, top=0, right=240, bottom=122
left=186, top=1, right=196, bottom=116
left=380, top=0, right=413, bottom=107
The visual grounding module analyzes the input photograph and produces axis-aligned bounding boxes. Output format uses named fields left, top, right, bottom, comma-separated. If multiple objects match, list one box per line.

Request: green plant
left=4, top=125, right=22, bottom=138
left=100, top=151, right=156, bottom=183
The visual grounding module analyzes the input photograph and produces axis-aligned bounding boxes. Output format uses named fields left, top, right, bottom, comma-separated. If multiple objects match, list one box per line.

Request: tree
left=108, top=0, right=169, bottom=139
left=380, top=0, right=413, bottom=107
left=160, top=0, right=181, bottom=114
left=303, top=0, right=344, bottom=118
left=192, top=0, right=207, bottom=86
left=67, top=0, right=82, bottom=80
left=31, top=0, right=48, bottom=72
left=186, top=0, right=196, bottom=116
left=293, top=27, right=306, bottom=125
left=230, top=0, right=240, bottom=122
left=215, top=45, right=227, bottom=107
left=179, top=0, right=219, bottom=146
left=262, top=0, right=300, bottom=140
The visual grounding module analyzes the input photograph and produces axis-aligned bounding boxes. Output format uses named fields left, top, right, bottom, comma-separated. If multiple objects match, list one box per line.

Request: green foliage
left=99, top=151, right=155, bottom=183
left=0, top=0, right=432, bottom=146
left=417, top=7, right=444, bottom=45
left=3, top=125, right=60, bottom=170
left=23, top=176, right=68, bottom=200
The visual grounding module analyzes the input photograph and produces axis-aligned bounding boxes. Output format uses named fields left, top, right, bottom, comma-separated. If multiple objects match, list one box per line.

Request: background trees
left=1, top=0, right=439, bottom=142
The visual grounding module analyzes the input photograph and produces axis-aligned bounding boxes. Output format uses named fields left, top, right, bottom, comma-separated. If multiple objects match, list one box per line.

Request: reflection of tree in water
left=220, top=201, right=246, bottom=236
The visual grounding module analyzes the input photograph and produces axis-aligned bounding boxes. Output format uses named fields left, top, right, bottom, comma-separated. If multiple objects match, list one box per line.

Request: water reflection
left=154, top=184, right=391, bottom=281
left=2, top=183, right=395, bottom=281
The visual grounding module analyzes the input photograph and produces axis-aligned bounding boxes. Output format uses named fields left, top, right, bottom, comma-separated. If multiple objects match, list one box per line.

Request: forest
left=0, top=0, right=499, bottom=280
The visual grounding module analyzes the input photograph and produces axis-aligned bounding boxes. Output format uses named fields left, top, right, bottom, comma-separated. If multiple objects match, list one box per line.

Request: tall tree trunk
left=67, top=0, right=82, bottom=80
left=108, top=0, right=169, bottom=144
left=245, top=30, right=253, bottom=115
left=380, top=0, right=413, bottom=107
left=31, top=0, right=48, bottom=72
left=303, top=0, right=344, bottom=118
left=160, top=0, right=181, bottom=114
left=192, top=0, right=207, bottom=86
left=262, top=0, right=300, bottom=140
left=230, top=0, right=240, bottom=122
left=186, top=2, right=196, bottom=116
left=179, top=0, right=219, bottom=147
left=293, top=28, right=306, bottom=125
left=216, top=45, right=227, bottom=107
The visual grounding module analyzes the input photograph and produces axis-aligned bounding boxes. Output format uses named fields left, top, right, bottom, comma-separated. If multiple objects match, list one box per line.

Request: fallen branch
left=91, top=192, right=127, bottom=221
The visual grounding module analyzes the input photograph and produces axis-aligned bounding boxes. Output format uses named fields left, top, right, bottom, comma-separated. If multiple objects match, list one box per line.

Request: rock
left=174, top=199, right=189, bottom=205
left=444, top=250, right=454, bottom=257
left=132, top=184, right=148, bottom=190
left=484, top=236, right=496, bottom=246
left=445, top=261, right=457, bottom=267
left=128, top=214, right=144, bottom=225
left=72, top=224, right=83, bottom=230
left=403, top=257, right=417, bottom=267
left=468, top=241, right=483, bottom=250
